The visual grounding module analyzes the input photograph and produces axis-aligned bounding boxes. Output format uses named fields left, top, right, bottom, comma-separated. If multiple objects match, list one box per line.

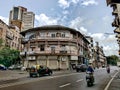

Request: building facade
left=20, top=25, right=90, bottom=70
left=0, top=19, right=21, bottom=50
left=106, top=0, right=120, bottom=55
left=0, top=19, right=8, bottom=47
left=94, top=42, right=106, bottom=68
left=9, top=6, right=35, bottom=32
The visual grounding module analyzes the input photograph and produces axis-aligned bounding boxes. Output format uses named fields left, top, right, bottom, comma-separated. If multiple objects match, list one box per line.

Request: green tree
left=0, top=47, right=20, bottom=67
left=106, top=55, right=119, bottom=65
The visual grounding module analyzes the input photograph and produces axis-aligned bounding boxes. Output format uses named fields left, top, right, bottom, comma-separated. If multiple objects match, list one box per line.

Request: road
left=0, top=67, right=118, bottom=90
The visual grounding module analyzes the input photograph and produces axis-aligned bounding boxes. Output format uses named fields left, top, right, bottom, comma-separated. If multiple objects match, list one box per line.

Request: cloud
left=0, top=16, right=9, bottom=25
left=103, top=45, right=119, bottom=56
left=35, top=13, right=58, bottom=26
left=90, top=33, right=118, bottom=56
left=81, top=0, right=98, bottom=6
left=58, top=0, right=80, bottom=9
left=58, top=0, right=70, bottom=9
left=69, top=16, right=88, bottom=35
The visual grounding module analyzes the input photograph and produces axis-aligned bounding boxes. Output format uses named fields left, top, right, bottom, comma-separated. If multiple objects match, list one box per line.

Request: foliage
left=106, top=55, right=120, bottom=65
left=0, top=47, right=20, bottom=67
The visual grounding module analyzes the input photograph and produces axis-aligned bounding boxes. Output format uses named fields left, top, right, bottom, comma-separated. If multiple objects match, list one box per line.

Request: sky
left=0, top=0, right=119, bottom=56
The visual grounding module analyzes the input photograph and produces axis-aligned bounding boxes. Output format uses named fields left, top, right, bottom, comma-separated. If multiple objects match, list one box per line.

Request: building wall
left=20, top=26, right=90, bottom=69
left=0, top=19, right=7, bottom=47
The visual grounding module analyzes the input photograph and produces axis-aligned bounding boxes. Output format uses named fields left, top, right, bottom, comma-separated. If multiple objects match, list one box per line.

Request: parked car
left=8, top=64, right=22, bottom=70
left=76, top=64, right=88, bottom=72
left=0, top=64, right=7, bottom=70
left=29, top=65, right=53, bottom=77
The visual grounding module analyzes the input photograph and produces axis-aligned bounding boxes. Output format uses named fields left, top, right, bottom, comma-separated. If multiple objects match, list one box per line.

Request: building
left=94, top=42, right=106, bottom=68
left=106, top=0, right=120, bottom=55
left=85, top=36, right=95, bottom=65
left=0, top=19, right=21, bottom=50
left=20, top=25, right=90, bottom=70
left=0, top=19, right=8, bottom=48
left=8, top=26, right=21, bottom=50
left=9, top=6, right=35, bottom=32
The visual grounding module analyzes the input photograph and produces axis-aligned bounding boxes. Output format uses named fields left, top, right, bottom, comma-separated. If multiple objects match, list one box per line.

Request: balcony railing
left=20, top=50, right=78, bottom=56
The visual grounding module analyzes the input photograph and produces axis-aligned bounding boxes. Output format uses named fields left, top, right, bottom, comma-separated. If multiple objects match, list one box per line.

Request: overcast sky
left=0, top=0, right=119, bottom=56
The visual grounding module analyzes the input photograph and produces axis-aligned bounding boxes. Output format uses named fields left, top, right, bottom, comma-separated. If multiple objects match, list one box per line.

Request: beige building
left=9, top=6, right=35, bottom=32
left=8, top=26, right=21, bottom=50
left=94, top=42, right=106, bottom=68
left=0, top=19, right=8, bottom=47
left=0, top=19, right=21, bottom=50
left=20, top=25, right=90, bottom=70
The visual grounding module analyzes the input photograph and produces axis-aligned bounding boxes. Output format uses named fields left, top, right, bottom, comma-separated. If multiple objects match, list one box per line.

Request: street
left=0, top=66, right=118, bottom=90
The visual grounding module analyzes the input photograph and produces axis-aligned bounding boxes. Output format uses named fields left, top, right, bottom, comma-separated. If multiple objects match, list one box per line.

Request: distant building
left=85, top=36, right=95, bottom=65
left=20, top=25, right=90, bottom=70
left=94, top=42, right=106, bottom=68
left=9, top=6, right=35, bottom=32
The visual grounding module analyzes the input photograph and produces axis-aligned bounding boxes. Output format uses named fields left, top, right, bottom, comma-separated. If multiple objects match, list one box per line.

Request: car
left=29, top=65, right=53, bottom=77
left=8, top=64, right=22, bottom=70
left=76, top=64, right=88, bottom=72
left=0, top=64, right=7, bottom=70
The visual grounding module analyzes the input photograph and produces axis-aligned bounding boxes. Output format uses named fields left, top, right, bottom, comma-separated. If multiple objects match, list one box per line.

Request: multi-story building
left=20, top=25, right=90, bottom=70
left=0, top=19, right=21, bottom=50
left=9, top=6, right=35, bottom=32
left=106, top=0, right=120, bottom=55
left=94, top=42, right=106, bottom=68
left=0, top=19, right=8, bottom=48
left=85, top=36, right=95, bottom=65
left=8, top=26, right=21, bottom=50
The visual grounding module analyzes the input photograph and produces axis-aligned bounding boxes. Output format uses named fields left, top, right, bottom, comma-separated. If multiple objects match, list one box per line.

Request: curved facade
left=20, top=25, right=89, bottom=70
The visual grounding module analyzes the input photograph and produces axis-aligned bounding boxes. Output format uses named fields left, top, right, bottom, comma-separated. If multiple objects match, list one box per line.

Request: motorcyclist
left=106, top=64, right=110, bottom=74
left=86, top=65, right=94, bottom=82
left=86, top=65, right=94, bottom=73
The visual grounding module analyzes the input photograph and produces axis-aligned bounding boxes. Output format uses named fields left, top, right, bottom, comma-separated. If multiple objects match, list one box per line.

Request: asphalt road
left=0, top=67, right=118, bottom=90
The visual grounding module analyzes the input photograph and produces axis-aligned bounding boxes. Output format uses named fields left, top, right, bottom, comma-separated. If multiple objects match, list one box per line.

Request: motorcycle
left=86, top=71, right=94, bottom=87
left=107, top=67, right=110, bottom=73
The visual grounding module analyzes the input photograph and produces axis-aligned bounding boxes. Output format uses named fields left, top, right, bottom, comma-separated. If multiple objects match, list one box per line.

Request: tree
left=106, top=55, right=119, bottom=65
left=0, top=47, right=20, bottom=67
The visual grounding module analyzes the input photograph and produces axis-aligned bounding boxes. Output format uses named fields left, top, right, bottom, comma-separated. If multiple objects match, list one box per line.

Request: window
left=61, top=33, right=65, bottom=37
left=51, top=34, right=55, bottom=38
left=51, top=46, right=55, bottom=53
left=40, top=45, right=45, bottom=51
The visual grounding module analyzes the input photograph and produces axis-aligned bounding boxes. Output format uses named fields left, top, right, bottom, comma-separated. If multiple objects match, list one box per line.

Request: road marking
left=59, top=83, right=71, bottom=88
left=104, top=71, right=119, bottom=90
left=0, top=73, right=81, bottom=88
left=76, top=79, right=83, bottom=82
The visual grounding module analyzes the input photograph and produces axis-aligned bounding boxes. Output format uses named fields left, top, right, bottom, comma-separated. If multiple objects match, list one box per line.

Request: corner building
left=20, top=25, right=89, bottom=70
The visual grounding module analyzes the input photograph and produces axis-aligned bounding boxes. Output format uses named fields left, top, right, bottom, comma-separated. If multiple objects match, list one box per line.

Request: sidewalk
left=108, top=70, right=120, bottom=90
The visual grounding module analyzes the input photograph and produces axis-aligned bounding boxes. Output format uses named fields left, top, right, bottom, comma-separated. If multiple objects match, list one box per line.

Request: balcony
left=112, top=9, right=118, bottom=15
left=106, top=0, right=120, bottom=6
left=20, top=51, right=35, bottom=56
left=21, top=38, right=29, bottom=44
left=60, top=50, right=67, bottom=54
left=6, top=33, right=13, bottom=40
left=114, top=27, right=120, bottom=33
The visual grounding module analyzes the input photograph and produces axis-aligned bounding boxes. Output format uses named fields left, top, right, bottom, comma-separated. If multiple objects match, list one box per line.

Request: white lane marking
left=76, top=79, right=83, bottom=82
left=0, top=73, right=81, bottom=88
left=104, top=71, right=119, bottom=90
left=59, top=83, right=71, bottom=88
